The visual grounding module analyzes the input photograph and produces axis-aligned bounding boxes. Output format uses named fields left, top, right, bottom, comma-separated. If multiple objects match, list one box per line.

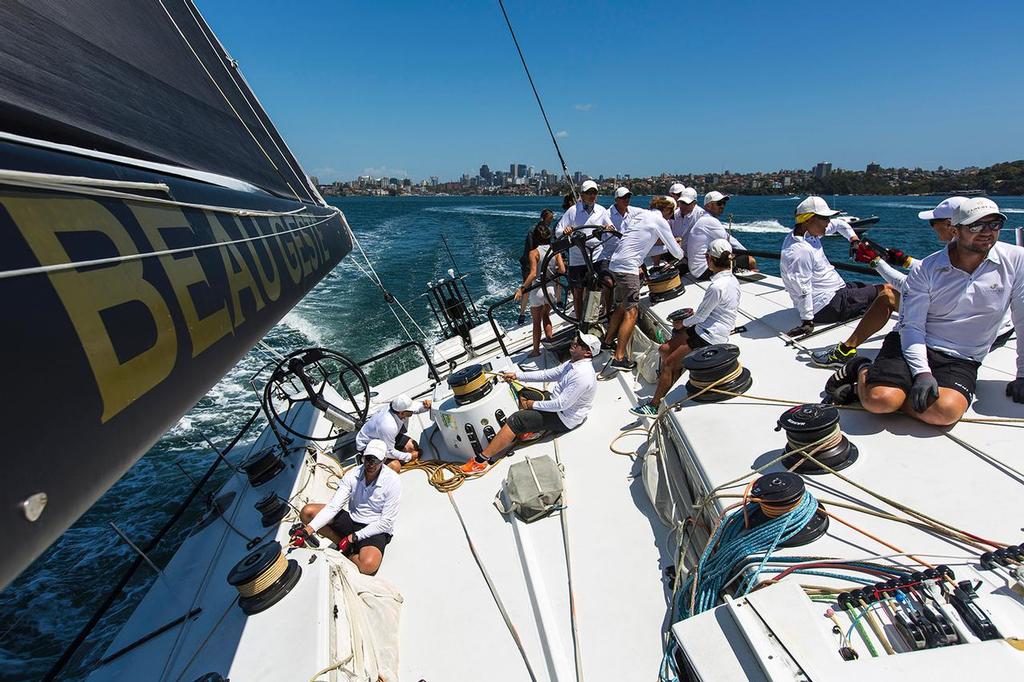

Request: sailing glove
left=853, top=241, right=879, bottom=264
left=1007, top=378, right=1024, bottom=404
left=910, top=372, right=940, bottom=412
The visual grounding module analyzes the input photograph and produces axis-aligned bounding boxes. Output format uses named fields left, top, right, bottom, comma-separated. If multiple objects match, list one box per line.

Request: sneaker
left=517, top=313, right=526, bottom=325
left=610, top=358, right=637, bottom=372
left=811, top=344, right=857, bottom=369
left=460, top=457, right=487, bottom=474
left=824, top=357, right=871, bottom=405
left=630, top=402, right=658, bottom=417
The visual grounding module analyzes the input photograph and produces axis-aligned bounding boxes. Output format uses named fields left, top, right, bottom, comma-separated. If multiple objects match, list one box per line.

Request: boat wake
left=730, top=219, right=790, bottom=233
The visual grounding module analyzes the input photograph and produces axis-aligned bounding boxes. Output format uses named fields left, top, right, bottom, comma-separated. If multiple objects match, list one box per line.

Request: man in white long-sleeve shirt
left=296, top=439, right=400, bottom=575
left=671, top=187, right=704, bottom=253
left=780, top=196, right=897, bottom=339
left=355, top=393, right=431, bottom=472
left=604, top=197, right=685, bottom=371
left=826, top=198, right=1024, bottom=425
left=555, top=179, right=613, bottom=319
left=686, top=191, right=757, bottom=278
left=461, top=333, right=600, bottom=472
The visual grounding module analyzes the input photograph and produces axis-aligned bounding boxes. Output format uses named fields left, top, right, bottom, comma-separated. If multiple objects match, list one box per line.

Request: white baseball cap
left=577, top=332, right=602, bottom=356
left=678, top=187, right=698, bottom=204
left=614, top=186, right=632, bottom=198
left=707, top=238, right=733, bottom=259
left=704, top=190, right=730, bottom=206
left=918, top=196, right=968, bottom=221
left=794, top=195, right=840, bottom=217
left=362, top=438, right=389, bottom=462
left=953, top=197, right=1007, bottom=226
left=390, top=394, right=414, bottom=412
left=581, top=180, right=599, bottom=193
left=668, top=182, right=686, bottom=196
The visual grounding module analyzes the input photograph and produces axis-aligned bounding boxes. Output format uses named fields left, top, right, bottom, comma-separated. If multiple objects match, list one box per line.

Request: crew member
left=780, top=196, right=897, bottom=338
left=810, top=197, right=965, bottom=367
left=686, top=191, right=757, bottom=278
left=651, top=183, right=686, bottom=264
left=518, top=209, right=554, bottom=325
left=516, top=222, right=565, bottom=357
left=826, top=198, right=1024, bottom=425
left=461, top=333, right=601, bottom=471
left=294, top=439, right=400, bottom=575
left=555, top=180, right=613, bottom=319
left=604, top=197, right=685, bottom=371
left=355, top=394, right=431, bottom=472
left=671, top=186, right=703, bottom=253
left=631, top=239, right=741, bottom=416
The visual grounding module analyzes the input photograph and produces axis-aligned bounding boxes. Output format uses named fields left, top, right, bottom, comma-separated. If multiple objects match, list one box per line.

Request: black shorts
left=813, top=282, right=877, bottom=324
left=865, top=331, right=980, bottom=403
left=506, top=408, right=569, bottom=435
left=734, top=253, right=754, bottom=271
left=686, top=326, right=711, bottom=349
left=326, top=510, right=392, bottom=555
left=567, top=264, right=588, bottom=288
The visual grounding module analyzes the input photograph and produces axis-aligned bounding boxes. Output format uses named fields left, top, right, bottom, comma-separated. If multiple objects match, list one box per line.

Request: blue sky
left=199, top=1, right=1024, bottom=182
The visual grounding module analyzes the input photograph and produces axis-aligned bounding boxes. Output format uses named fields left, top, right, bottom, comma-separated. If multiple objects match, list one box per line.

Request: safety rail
left=357, top=340, right=441, bottom=384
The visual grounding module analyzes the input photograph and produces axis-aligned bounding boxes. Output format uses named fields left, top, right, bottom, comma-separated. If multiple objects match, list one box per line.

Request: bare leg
left=350, top=545, right=385, bottom=575
left=299, top=503, right=343, bottom=544
left=844, top=286, right=899, bottom=349
left=605, top=305, right=625, bottom=345
left=385, top=459, right=401, bottom=473
left=530, top=306, right=544, bottom=356
left=613, top=308, right=639, bottom=361
left=541, top=305, right=553, bottom=340
left=572, top=286, right=585, bottom=320
left=900, top=388, right=968, bottom=427
left=651, top=341, right=692, bottom=406
left=479, top=423, right=517, bottom=460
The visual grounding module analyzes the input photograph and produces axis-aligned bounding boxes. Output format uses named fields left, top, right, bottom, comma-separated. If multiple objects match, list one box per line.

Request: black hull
left=0, top=141, right=351, bottom=587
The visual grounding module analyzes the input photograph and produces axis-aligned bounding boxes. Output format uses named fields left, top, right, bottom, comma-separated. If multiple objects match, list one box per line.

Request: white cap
left=614, top=186, right=631, bottom=198
left=953, top=197, right=1007, bottom=226
left=362, top=438, right=389, bottom=461
left=581, top=180, right=598, bottom=193
left=918, top=196, right=968, bottom=221
left=390, top=394, right=414, bottom=412
left=678, top=187, right=698, bottom=204
left=703, top=190, right=730, bottom=206
left=578, top=332, right=602, bottom=356
left=668, top=182, right=686, bottom=196
left=794, top=195, right=840, bottom=217
left=707, top=238, right=733, bottom=259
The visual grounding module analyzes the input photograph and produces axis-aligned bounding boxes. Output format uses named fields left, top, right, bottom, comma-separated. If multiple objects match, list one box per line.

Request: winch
left=745, top=472, right=828, bottom=547
left=226, top=540, right=301, bottom=615
left=240, top=445, right=286, bottom=487
left=775, top=403, right=858, bottom=474
left=447, top=364, right=493, bottom=406
left=433, top=362, right=520, bottom=460
left=254, top=492, right=289, bottom=527
left=647, top=265, right=685, bottom=303
left=682, top=344, right=752, bottom=402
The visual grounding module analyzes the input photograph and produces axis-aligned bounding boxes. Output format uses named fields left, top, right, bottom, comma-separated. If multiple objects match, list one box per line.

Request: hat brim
left=960, top=211, right=1008, bottom=225
left=816, top=209, right=841, bottom=217
left=918, top=210, right=936, bottom=220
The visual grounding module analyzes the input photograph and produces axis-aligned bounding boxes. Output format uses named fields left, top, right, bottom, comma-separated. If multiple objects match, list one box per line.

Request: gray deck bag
left=494, top=455, right=565, bottom=523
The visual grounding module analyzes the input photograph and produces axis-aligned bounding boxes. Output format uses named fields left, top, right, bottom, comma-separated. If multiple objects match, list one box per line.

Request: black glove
left=1007, top=378, right=1024, bottom=404
left=787, top=321, right=815, bottom=337
left=910, top=372, right=940, bottom=413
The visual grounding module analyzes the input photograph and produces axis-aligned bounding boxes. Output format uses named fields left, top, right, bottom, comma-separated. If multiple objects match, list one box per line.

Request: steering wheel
left=539, top=226, right=622, bottom=325
left=261, top=347, right=370, bottom=441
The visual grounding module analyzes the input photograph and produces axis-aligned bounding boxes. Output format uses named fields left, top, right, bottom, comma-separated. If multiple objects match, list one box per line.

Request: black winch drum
left=448, top=364, right=493, bottom=405
left=682, top=344, right=752, bottom=402
left=240, top=446, right=286, bottom=487
left=745, top=472, right=829, bottom=548
left=776, top=403, right=858, bottom=474
left=647, top=267, right=685, bottom=303
left=226, top=541, right=301, bottom=615
left=254, top=492, right=289, bottom=527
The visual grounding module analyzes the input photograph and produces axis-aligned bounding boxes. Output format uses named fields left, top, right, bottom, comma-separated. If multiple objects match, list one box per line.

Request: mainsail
left=0, top=0, right=351, bottom=588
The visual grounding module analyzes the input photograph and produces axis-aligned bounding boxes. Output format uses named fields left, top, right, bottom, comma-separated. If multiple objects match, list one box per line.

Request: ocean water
left=2, top=194, right=1023, bottom=679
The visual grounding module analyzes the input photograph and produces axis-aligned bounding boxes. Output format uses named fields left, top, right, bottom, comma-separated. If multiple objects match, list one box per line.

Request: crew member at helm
left=686, top=191, right=757, bottom=279
left=294, top=439, right=400, bottom=575
left=826, top=198, right=1024, bottom=424
left=555, top=179, right=614, bottom=320
left=780, top=196, right=897, bottom=339
left=356, top=394, right=431, bottom=472
left=631, top=239, right=741, bottom=417
left=460, top=333, right=601, bottom=472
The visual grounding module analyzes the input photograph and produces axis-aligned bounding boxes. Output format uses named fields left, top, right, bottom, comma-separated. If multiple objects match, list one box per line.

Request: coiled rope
left=233, top=551, right=287, bottom=598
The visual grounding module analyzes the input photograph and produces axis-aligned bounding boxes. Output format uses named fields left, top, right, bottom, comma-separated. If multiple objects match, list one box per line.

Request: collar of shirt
left=938, top=242, right=1002, bottom=273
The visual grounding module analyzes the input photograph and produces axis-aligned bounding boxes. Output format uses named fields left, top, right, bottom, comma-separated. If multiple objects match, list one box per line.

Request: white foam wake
left=424, top=206, right=542, bottom=219
left=730, top=219, right=790, bottom=233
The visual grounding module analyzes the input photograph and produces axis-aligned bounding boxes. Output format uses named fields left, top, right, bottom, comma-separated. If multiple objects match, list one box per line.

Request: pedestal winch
left=432, top=363, right=520, bottom=460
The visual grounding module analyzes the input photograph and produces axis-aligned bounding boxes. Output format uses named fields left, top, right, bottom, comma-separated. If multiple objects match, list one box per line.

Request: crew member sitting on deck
left=555, top=180, right=614, bottom=320
left=631, top=238, right=741, bottom=417
left=686, top=191, right=757, bottom=278
left=810, top=197, right=965, bottom=368
left=356, top=394, right=431, bottom=472
left=460, top=333, right=601, bottom=472
left=603, top=196, right=685, bottom=372
left=825, top=198, right=1024, bottom=425
left=295, top=439, right=400, bottom=575
left=780, top=196, right=897, bottom=339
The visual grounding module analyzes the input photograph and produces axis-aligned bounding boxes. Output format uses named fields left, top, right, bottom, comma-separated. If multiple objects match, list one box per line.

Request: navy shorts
left=567, top=264, right=588, bottom=288
left=814, top=282, right=878, bottom=324
left=865, top=331, right=980, bottom=404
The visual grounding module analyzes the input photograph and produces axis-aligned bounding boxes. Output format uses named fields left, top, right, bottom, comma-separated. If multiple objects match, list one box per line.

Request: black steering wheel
left=539, top=226, right=622, bottom=325
left=261, top=347, right=370, bottom=441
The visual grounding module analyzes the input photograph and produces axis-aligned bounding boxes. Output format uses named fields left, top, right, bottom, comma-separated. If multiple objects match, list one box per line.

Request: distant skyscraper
left=516, top=163, right=527, bottom=179
left=430, top=175, right=439, bottom=186
left=510, top=163, right=517, bottom=178
left=572, top=170, right=583, bottom=185
left=480, top=164, right=492, bottom=181
left=812, top=162, right=832, bottom=179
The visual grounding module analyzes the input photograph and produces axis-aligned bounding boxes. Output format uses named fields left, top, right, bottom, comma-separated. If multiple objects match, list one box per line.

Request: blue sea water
left=2, top=194, right=1023, bottom=679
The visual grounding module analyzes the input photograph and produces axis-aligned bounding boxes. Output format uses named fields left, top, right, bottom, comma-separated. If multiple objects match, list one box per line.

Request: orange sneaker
left=460, top=458, right=487, bottom=474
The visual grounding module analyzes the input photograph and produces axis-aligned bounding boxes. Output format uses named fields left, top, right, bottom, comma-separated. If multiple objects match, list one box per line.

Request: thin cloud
left=574, top=103, right=593, bottom=111
left=555, top=130, right=569, bottom=138
left=362, top=166, right=409, bottom=178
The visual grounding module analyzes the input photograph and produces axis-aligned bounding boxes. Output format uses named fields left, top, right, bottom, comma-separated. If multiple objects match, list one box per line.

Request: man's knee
left=386, top=459, right=402, bottom=473
left=861, top=383, right=906, bottom=413
left=876, top=284, right=898, bottom=310
left=917, top=392, right=968, bottom=426
left=658, top=342, right=672, bottom=355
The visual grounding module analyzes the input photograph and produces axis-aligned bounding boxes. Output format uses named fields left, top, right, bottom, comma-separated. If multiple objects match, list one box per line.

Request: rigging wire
left=497, top=0, right=579, bottom=202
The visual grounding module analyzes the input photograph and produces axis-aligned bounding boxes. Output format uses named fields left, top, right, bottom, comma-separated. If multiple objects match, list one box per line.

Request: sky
left=199, top=1, right=1024, bottom=183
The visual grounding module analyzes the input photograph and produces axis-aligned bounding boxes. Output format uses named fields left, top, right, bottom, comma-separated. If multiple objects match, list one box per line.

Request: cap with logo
left=953, top=197, right=1007, bottom=226
left=707, top=238, right=734, bottom=259
left=577, top=332, right=602, bottom=356
left=614, top=186, right=631, bottom=199
left=703, top=190, right=730, bottom=206
left=362, top=439, right=389, bottom=462
left=918, top=196, right=967, bottom=221
left=668, top=182, right=686, bottom=196
left=678, top=187, right=698, bottom=204
left=390, top=394, right=414, bottom=412
left=580, top=180, right=599, bottom=193
left=794, top=196, right=841, bottom=220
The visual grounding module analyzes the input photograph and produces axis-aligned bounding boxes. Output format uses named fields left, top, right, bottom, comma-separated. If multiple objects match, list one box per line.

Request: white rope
left=0, top=211, right=336, bottom=280
left=155, top=0, right=304, bottom=202
left=0, top=169, right=170, bottom=193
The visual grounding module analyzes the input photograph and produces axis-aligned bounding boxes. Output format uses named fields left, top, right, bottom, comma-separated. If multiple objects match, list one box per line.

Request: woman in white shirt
left=516, top=222, right=565, bottom=357
left=631, top=239, right=740, bottom=417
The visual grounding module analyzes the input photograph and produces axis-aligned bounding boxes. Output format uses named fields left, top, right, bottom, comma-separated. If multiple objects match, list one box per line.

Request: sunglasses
left=964, top=220, right=1003, bottom=233
left=583, top=190, right=598, bottom=195
left=358, top=454, right=382, bottom=466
